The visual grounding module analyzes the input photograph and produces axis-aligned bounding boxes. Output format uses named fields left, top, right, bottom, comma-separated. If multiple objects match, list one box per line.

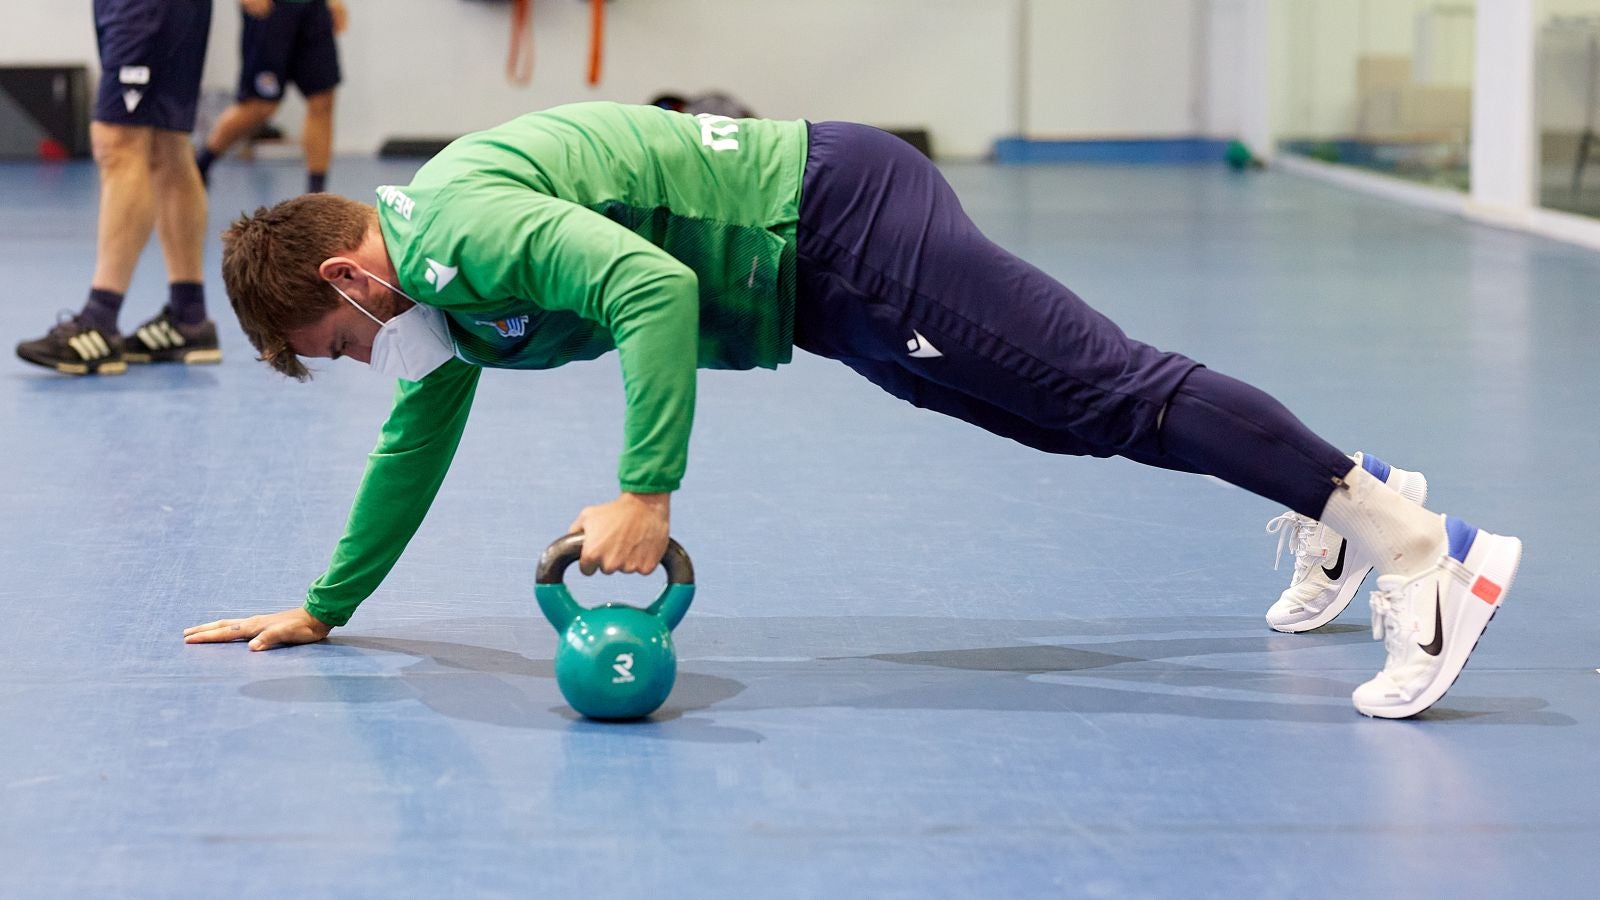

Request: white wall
left=0, top=0, right=1018, bottom=157
left=1202, top=0, right=1258, bottom=139
left=1022, top=0, right=1199, bottom=138
left=0, top=0, right=1257, bottom=158
left=338, top=0, right=1020, bottom=157
left=0, top=5, right=95, bottom=69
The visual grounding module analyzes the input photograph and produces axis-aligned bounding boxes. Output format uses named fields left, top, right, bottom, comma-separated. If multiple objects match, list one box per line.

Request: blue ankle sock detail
left=168, top=282, right=206, bottom=325
left=1360, top=452, right=1393, bottom=484
left=1445, top=515, right=1478, bottom=563
left=81, top=288, right=124, bottom=333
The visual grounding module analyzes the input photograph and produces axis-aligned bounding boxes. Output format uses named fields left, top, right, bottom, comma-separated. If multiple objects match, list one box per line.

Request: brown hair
left=221, top=194, right=374, bottom=380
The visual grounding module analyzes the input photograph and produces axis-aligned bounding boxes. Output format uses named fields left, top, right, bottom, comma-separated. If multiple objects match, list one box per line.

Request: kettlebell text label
left=612, top=653, right=636, bottom=684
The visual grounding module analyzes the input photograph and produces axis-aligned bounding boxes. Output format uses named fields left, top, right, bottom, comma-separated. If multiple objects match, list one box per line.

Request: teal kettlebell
left=535, top=533, right=695, bottom=720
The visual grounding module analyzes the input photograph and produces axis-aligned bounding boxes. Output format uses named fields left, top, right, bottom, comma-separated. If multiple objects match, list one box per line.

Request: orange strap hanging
left=587, top=0, right=604, bottom=86
left=508, top=0, right=534, bottom=85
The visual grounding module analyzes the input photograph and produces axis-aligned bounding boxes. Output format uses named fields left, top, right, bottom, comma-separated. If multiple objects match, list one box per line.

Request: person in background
left=15, top=0, right=222, bottom=375
left=650, top=91, right=754, bottom=119
left=196, top=0, right=346, bottom=194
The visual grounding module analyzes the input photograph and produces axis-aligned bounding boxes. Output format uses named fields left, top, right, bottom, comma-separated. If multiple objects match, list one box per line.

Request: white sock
left=1318, top=463, right=1445, bottom=579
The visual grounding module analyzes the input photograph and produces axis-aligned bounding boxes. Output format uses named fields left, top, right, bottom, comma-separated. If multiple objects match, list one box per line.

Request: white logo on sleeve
left=376, top=186, right=415, bottom=220
left=423, top=258, right=457, bottom=291
left=696, top=113, right=740, bottom=152
left=118, top=66, right=150, bottom=85
left=906, top=330, right=943, bottom=358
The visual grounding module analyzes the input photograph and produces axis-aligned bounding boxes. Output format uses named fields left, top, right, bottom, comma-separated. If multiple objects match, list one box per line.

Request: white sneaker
left=1264, top=452, right=1428, bottom=633
left=1353, top=515, right=1522, bottom=718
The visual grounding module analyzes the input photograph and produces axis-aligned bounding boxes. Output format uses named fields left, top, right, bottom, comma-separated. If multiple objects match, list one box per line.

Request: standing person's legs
left=197, top=2, right=295, bottom=184
left=111, top=0, right=220, bottom=364
left=16, top=0, right=209, bottom=375
left=150, top=130, right=204, bottom=288
left=289, top=0, right=342, bottom=193
left=301, top=91, right=335, bottom=192
left=125, top=129, right=221, bottom=364
left=88, top=122, right=158, bottom=303
left=196, top=99, right=280, bottom=182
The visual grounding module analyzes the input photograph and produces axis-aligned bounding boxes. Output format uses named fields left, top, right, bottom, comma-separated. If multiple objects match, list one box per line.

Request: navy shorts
left=794, top=122, right=1200, bottom=460
left=237, top=0, right=342, bottom=102
left=92, top=0, right=212, bottom=131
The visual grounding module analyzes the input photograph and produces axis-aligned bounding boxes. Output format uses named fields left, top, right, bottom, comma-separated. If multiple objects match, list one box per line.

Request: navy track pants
left=793, top=121, right=1353, bottom=518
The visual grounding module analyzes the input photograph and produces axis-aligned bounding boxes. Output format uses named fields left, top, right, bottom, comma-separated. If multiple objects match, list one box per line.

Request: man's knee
left=305, top=91, right=335, bottom=117
left=91, top=123, right=154, bottom=171
left=149, top=131, right=200, bottom=175
left=238, top=98, right=282, bottom=125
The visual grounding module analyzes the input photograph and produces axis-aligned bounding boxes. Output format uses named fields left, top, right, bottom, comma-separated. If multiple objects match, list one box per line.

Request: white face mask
left=331, top=269, right=457, bottom=382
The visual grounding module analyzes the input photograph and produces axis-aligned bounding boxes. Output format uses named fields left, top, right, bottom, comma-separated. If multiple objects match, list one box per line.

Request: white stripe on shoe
left=138, top=321, right=185, bottom=350
left=68, top=332, right=110, bottom=361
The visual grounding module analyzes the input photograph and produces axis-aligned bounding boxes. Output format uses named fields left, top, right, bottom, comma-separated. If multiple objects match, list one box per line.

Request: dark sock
left=195, top=146, right=217, bottom=185
left=307, top=171, right=327, bottom=193
left=1155, top=367, right=1352, bottom=518
left=168, top=282, right=207, bottom=326
left=80, top=288, right=125, bottom=333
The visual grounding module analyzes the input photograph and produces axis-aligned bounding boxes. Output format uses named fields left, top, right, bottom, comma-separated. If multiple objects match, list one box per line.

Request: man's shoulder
left=372, top=179, right=470, bottom=300
left=374, top=174, right=528, bottom=241
left=373, top=183, right=428, bottom=226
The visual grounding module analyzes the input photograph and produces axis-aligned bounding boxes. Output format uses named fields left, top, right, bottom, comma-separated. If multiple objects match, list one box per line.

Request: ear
left=318, top=256, right=363, bottom=293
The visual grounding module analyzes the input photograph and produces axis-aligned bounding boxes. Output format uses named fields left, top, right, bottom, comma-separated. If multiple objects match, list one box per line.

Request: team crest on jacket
left=475, top=315, right=529, bottom=338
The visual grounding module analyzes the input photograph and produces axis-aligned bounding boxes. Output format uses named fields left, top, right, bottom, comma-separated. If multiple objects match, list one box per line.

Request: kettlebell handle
left=535, top=533, right=694, bottom=585
left=534, top=533, right=697, bottom=633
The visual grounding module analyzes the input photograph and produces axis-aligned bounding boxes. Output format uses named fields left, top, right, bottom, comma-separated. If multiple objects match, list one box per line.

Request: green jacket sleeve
left=439, top=185, right=699, bottom=494
left=303, top=357, right=482, bottom=626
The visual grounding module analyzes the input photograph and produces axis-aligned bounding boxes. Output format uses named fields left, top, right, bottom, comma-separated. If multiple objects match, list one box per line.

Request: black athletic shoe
left=15, top=314, right=126, bottom=375
left=124, top=308, right=222, bottom=365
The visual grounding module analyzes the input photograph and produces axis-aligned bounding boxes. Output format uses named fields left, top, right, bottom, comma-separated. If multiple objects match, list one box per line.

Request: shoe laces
left=1368, top=581, right=1404, bottom=645
left=1368, top=560, right=1452, bottom=657
left=1367, top=574, right=1434, bottom=681
left=1369, top=552, right=1466, bottom=639
left=48, top=310, right=88, bottom=337
left=1266, top=511, right=1324, bottom=577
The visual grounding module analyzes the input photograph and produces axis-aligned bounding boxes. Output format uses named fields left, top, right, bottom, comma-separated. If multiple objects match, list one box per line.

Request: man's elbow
left=658, top=266, right=698, bottom=300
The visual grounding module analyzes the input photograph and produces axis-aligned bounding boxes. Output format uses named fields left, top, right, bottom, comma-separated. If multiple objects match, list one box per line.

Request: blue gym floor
left=1, top=155, right=1596, bottom=898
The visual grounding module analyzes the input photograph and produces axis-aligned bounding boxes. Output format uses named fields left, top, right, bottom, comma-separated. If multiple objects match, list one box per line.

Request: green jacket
left=305, top=102, right=807, bottom=626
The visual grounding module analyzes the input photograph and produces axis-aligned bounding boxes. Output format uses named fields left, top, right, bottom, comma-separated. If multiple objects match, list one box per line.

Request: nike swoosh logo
left=1321, top=538, right=1347, bottom=580
left=1418, top=586, right=1444, bottom=657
